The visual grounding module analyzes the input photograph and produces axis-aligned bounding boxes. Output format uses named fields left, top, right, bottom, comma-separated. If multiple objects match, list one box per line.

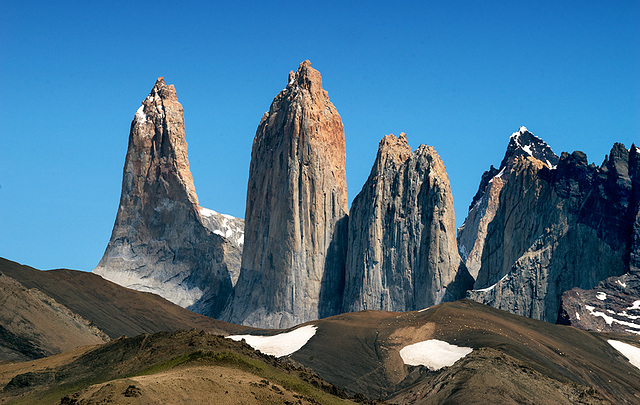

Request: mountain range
left=2, top=60, right=639, bottom=403
left=1, top=258, right=638, bottom=403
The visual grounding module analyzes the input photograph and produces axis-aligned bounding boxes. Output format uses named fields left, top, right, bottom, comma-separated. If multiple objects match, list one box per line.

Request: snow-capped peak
left=510, top=126, right=529, bottom=140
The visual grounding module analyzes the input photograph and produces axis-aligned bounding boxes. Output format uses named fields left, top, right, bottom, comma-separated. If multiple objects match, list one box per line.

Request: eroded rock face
left=221, top=61, right=348, bottom=328
left=342, top=134, right=473, bottom=312
left=457, top=127, right=559, bottom=279
left=469, top=144, right=639, bottom=324
left=93, top=78, right=241, bottom=318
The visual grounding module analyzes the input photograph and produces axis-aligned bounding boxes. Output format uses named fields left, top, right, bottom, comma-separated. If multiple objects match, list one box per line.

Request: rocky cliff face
left=342, top=133, right=473, bottom=312
left=93, top=78, right=241, bottom=318
left=221, top=61, right=348, bottom=328
left=469, top=143, right=639, bottom=323
left=457, top=127, right=559, bottom=279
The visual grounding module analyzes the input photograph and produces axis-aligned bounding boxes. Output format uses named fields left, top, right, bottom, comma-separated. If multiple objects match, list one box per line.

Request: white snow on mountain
left=399, top=339, right=473, bottom=370
left=199, top=206, right=244, bottom=249
left=608, top=340, right=640, bottom=370
left=226, top=325, right=317, bottom=357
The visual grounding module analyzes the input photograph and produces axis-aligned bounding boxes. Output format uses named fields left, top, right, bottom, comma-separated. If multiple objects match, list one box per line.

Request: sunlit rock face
left=457, top=127, right=559, bottom=280
left=342, top=133, right=473, bottom=313
left=469, top=143, right=640, bottom=324
left=221, top=61, right=348, bottom=328
left=94, top=78, right=241, bottom=318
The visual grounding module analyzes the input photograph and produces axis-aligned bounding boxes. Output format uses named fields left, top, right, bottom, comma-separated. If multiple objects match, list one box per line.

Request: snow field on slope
left=607, top=340, right=640, bottom=370
left=399, top=339, right=473, bottom=370
left=226, top=325, right=317, bottom=357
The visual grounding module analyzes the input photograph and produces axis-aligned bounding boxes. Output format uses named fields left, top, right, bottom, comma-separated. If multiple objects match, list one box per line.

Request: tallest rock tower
left=222, top=61, right=348, bottom=328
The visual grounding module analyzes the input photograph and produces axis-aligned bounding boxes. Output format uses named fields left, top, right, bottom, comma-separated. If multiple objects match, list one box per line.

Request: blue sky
left=1, top=1, right=638, bottom=271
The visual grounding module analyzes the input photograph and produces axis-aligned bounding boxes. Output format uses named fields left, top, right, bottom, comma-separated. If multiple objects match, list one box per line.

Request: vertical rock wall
left=343, top=133, right=473, bottom=312
left=221, top=61, right=348, bottom=328
left=94, top=78, right=241, bottom=318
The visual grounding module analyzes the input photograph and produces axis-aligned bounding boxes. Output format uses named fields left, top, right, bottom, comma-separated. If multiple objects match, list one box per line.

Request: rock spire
left=468, top=143, right=639, bottom=323
left=342, top=133, right=473, bottom=312
left=221, top=61, right=349, bottom=328
left=457, top=127, right=559, bottom=279
left=93, top=78, right=241, bottom=318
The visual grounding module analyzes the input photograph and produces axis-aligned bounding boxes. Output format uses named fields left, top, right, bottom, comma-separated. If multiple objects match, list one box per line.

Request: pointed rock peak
left=287, top=60, right=323, bottom=98
left=378, top=133, right=413, bottom=164
left=501, top=126, right=559, bottom=170
left=145, top=77, right=177, bottom=102
left=135, top=77, right=180, bottom=125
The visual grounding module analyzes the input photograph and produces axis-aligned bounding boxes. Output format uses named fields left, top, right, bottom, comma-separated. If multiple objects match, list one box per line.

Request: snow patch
left=619, top=311, right=640, bottom=320
left=510, top=126, right=528, bottom=139
left=135, top=105, right=146, bottom=123
left=628, top=300, right=640, bottom=310
left=617, top=280, right=627, bottom=288
left=200, top=207, right=218, bottom=217
left=399, top=340, right=473, bottom=370
left=608, top=340, right=640, bottom=370
left=226, top=325, right=317, bottom=357
left=522, top=144, right=533, bottom=156
left=585, top=305, right=640, bottom=329
left=474, top=273, right=509, bottom=293
left=575, top=312, right=580, bottom=321
left=596, top=292, right=607, bottom=301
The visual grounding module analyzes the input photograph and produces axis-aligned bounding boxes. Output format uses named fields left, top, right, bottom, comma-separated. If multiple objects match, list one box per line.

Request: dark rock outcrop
left=93, top=78, right=241, bottom=318
left=457, top=127, right=558, bottom=279
left=342, top=133, right=473, bottom=312
left=469, top=143, right=640, bottom=324
left=559, top=272, right=640, bottom=335
left=221, top=61, right=348, bottom=328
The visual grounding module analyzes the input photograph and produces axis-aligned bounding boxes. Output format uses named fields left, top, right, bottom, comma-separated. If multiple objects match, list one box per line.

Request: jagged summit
left=470, top=142, right=640, bottom=324
left=286, top=60, right=323, bottom=97
left=377, top=132, right=412, bottom=163
left=94, top=77, right=242, bottom=318
left=502, top=126, right=559, bottom=171
left=457, top=127, right=558, bottom=279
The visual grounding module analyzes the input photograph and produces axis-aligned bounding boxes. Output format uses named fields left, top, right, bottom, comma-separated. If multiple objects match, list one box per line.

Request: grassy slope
left=0, top=331, right=360, bottom=405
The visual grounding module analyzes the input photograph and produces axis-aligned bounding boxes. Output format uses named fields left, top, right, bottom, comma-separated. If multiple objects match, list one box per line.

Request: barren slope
left=0, top=258, right=243, bottom=358
left=287, top=300, right=640, bottom=403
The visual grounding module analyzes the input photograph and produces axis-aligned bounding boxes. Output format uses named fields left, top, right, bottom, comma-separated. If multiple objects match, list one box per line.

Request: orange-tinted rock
left=221, top=61, right=348, bottom=328
left=94, top=78, right=241, bottom=318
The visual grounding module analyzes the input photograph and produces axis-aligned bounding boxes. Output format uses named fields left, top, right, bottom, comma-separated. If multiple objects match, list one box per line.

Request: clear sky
left=2, top=1, right=639, bottom=271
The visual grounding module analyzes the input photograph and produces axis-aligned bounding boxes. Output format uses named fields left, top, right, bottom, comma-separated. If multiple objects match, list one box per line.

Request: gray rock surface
left=93, top=78, right=241, bottom=318
left=469, top=143, right=640, bottom=324
left=221, top=61, right=349, bottom=328
left=457, top=127, right=558, bottom=279
left=342, top=133, right=473, bottom=312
